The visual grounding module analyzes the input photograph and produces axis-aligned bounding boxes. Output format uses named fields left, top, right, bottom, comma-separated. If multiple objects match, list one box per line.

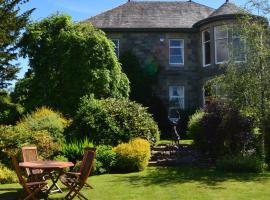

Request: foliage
left=0, top=0, right=33, bottom=88
left=189, top=101, right=256, bottom=160
left=18, top=14, right=130, bottom=115
left=53, top=155, right=68, bottom=162
left=216, top=155, right=265, bottom=173
left=187, top=110, right=205, bottom=139
left=0, top=125, right=61, bottom=166
left=70, top=95, right=160, bottom=146
left=0, top=91, right=24, bottom=125
left=0, top=166, right=17, bottom=184
left=212, top=0, right=270, bottom=161
left=113, top=138, right=151, bottom=172
left=17, top=107, right=69, bottom=143
left=94, top=145, right=116, bottom=174
left=62, top=138, right=94, bottom=163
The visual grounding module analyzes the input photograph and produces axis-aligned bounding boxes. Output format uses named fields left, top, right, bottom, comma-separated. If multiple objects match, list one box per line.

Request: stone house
left=86, top=0, right=245, bottom=120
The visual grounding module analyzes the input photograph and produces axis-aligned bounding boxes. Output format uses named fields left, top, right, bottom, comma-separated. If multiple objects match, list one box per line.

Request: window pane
left=170, top=48, right=182, bottom=55
left=216, top=39, right=229, bottom=63
left=170, top=55, right=183, bottom=64
left=233, top=37, right=246, bottom=61
left=216, top=26, right=227, bottom=39
left=204, top=42, right=211, bottom=65
left=170, top=40, right=182, bottom=47
left=204, top=30, right=210, bottom=42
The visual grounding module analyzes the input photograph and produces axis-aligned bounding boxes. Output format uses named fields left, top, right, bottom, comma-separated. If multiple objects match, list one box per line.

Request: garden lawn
left=1, top=167, right=270, bottom=200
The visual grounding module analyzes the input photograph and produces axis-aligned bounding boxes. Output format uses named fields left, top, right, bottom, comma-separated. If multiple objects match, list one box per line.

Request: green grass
left=157, top=139, right=193, bottom=146
left=1, top=167, right=270, bottom=200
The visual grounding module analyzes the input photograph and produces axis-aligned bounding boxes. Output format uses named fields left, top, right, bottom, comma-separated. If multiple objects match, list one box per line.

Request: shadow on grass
left=0, top=187, right=70, bottom=200
left=112, top=167, right=270, bottom=188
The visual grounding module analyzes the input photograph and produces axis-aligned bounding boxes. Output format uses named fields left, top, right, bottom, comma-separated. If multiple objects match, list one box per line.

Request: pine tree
left=0, top=0, right=33, bottom=89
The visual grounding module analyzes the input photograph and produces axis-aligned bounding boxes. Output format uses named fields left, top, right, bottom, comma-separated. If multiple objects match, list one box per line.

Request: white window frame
left=169, top=86, right=185, bottom=109
left=232, top=35, right=247, bottom=63
left=202, top=29, right=211, bottom=67
left=112, top=39, right=120, bottom=58
left=169, top=39, right=184, bottom=65
left=214, top=26, right=229, bottom=65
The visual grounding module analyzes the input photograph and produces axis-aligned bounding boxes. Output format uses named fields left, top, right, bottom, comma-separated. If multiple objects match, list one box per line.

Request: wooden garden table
left=19, top=160, right=74, bottom=194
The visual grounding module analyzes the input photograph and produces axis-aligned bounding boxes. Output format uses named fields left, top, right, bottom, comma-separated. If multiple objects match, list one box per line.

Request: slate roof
left=209, top=2, right=245, bottom=17
left=87, top=1, right=214, bottom=29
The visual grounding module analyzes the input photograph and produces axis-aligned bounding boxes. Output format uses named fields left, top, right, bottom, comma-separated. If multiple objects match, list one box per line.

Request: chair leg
left=24, top=186, right=42, bottom=200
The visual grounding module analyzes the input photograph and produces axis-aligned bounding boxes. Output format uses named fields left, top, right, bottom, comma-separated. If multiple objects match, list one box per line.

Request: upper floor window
left=202, top=29, right=211, bottom=66
left=112, top=39, right=120, bottom=57
left=215, top=26, right=246, bottom=64
left=169, top=39, right=184, bottom=65
left=215, top=26, right=229, bottom=64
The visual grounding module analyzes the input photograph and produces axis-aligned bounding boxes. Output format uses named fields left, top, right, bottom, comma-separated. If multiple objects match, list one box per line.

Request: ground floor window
left=168, top=86, right=185, bottom=121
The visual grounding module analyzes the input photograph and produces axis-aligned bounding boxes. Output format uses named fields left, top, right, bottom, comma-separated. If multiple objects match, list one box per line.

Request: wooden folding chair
left=22, top=147, right=43, bottom=181
left=60, top=148, right=95, bottom=200
left=11, top=155, right=48, bottom=200
left=63, top=147, right=96, bottom=189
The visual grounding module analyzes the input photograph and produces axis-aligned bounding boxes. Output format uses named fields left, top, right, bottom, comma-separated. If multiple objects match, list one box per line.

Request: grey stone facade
left=87, top=1, right=245, bottom=111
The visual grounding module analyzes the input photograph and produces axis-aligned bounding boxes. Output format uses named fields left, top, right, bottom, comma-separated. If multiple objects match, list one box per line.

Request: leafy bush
left=94, top=145, right=116, bottom=174
left=0, top=125, right=61, bottom=166
left=18, top=14, right=130, bottom=115
left=70, top=96, right=160, bottom=146
left=113, top=138, right=151, bottom=172
left=53, top=155, right=68, bottom=162
left=216, top=155, right=265, bottom=173
left=0, top=92, right=24, bottom=125
left=187, top=110, right=204, bottom=139
left=0, top=166, right=17, bottom=184
left=18, top=107, right=69, bottom=143
left=188, top=100, right=256, bottom=160
left=62, top=138, right=94, bottom=163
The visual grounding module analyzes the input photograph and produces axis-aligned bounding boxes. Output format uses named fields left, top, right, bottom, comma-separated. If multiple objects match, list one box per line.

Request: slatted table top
left=19, top=160, right=74, bottom=169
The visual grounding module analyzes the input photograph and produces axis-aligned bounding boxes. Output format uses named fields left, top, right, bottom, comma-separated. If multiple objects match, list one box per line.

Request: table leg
left=46, top=169, right=63, bottom=194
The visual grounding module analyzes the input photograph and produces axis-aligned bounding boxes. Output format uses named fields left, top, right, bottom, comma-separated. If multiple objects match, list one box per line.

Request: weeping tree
left=215, top=0, right=270, bottom=162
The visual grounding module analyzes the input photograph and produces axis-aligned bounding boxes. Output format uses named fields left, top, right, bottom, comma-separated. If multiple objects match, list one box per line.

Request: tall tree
left=215, top=0, right=270, bottom=161
left=0, top=0, right=33, bottom=89
left=17, top=14, right=130, bottom=115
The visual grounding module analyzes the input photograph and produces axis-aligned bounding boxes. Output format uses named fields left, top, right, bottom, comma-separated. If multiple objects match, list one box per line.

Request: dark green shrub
left=188, top=100, right=256, bottom=160
left=113, top=138, right=151, bottom=172
left=216, top=155, right=265, bottom=173
left=18, top=107, right=70, bottom=143
left=94, top=145, right=116, bottom=174
left=0, top=92, right=24, bottom=125
left=18, top=14, right=130, bottom=115
left=62, top=138, right=94, bottom=163
left=0, top=166, right=18, bottom=184
left=70, top=95, right=160, bottom=146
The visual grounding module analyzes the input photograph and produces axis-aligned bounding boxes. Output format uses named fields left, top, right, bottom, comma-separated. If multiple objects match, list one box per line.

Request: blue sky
left=16, top=0, right=247, bottom=81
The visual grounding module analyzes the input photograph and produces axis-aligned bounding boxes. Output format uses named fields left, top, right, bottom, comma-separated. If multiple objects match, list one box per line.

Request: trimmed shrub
left=0, top=166, right=17, bottom=184
left=62, top=138, right=94, bottom=163
left=94, top=145, right=116, bottom=174
left=18, top=107, right=70, bottom=143
left=113, top=138, right=151, bottom=172
left=70, top=96, right=160, bottom=146
left=216, top=155, right=265, bottom=173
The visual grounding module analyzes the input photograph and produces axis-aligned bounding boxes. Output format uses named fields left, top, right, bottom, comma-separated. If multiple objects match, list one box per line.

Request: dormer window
left=202, top=29, right=211, bottom=66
